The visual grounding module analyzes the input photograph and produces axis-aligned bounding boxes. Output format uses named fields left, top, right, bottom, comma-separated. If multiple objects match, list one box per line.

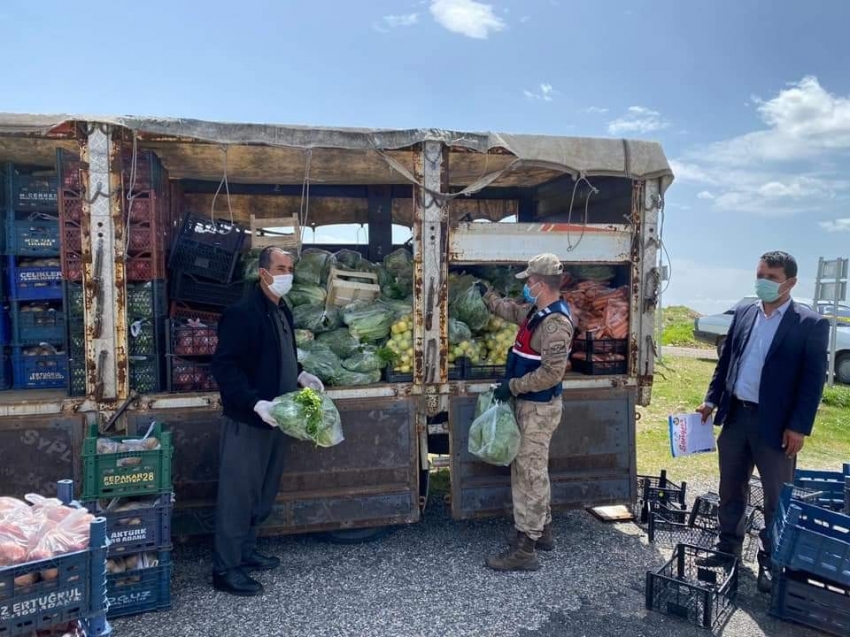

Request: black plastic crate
left=65, top=282, right=84, bottom=322
left=748, top=475, right=765, bottom=510
left=11, top=302, right=66, bottom=345
left=106, top=550, right=172, bottom=619
left=570, top=333, right=628, bottom=376
left=461, top=357, right=505, bottom=381
left=648, top=504, right=718, bottom=549
left=645, top=543, right=738, bottom=630
left=769, top=567, right=850, bottom=637
left=68, top=353, right=86, bottom=397
left=170, top=271, right=251, bottom=308
left=126, top=281, right=167, bottom=319
left=167, top=356, right=218, bottom=392
left=6, top=211, right=61, bottom=257
left=385, top=366, right=413, bottom=383
left=632, top=471, right=688, bottom=524
left=168, top=212, right=246, bottom=283
left=688, top=492, right=758, bottom=534
left=83, top=493, right=174, bottom=557
left=129, top=355, right=163, bottom=394
left=8, top=172, right=59, bottom=212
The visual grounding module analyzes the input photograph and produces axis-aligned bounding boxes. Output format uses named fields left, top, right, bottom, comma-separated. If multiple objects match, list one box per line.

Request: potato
left=40, top=567, right=59, bottom=581
left=143, top=437, right=160, bottom=450
left=14, top=572, right=37, bottom=587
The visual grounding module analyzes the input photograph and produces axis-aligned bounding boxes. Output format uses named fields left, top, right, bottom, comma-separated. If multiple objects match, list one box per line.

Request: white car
left=693, top=297, right=850, bottom=385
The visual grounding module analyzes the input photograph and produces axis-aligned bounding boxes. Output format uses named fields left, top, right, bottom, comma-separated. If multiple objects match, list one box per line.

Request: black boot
left=756, top=550, right=773, bottom=593
left=242, top=550, right=280, bottom=572
left=487, top=533, right=541, bottom=572
left=213, top=568, right=264, bottom=596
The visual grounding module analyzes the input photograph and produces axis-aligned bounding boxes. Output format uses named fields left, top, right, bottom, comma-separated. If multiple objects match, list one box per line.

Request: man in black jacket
left=210, top=246, right=324, bottom=596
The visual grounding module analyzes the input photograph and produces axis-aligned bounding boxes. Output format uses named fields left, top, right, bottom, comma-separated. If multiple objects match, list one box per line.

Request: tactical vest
left=505, top=300, right=573, bottom=403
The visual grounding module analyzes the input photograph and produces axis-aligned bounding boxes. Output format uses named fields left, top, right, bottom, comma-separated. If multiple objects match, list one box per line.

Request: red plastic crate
left=168, top=302, right=221, bottom=325
left=169, top=357, right=218, bottom=392
left=63, top=222, right=82, bottom=253
left=126, top=255, right=166, bottom=282
left=60, top=196, right=83, bottom=223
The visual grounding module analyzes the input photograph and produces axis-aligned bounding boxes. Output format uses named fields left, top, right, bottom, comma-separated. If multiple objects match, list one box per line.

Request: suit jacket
left=706, top=299, right=830, bottom=450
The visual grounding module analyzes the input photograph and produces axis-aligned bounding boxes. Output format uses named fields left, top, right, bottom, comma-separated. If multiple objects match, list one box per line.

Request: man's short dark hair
left=760, top=251, right=798, bottom=279
left=539, top=274, right=563, bottom=291
left=258, top=247, right=292, bottom=271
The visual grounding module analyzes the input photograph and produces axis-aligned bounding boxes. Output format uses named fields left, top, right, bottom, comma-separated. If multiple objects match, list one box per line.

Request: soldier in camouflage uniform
left=477, top=253, right=574, bottom=572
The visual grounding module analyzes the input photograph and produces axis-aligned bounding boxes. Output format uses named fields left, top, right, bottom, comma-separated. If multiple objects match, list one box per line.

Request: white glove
left=253, top=400, right=278, bottom=428
left=298, top=371, right=325, bottom=392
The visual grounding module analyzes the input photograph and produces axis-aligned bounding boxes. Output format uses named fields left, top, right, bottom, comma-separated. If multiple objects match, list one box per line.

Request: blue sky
left=2, top=0, right=849, bottom=313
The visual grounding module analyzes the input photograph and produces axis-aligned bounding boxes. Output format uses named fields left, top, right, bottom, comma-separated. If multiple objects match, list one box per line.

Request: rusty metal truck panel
left=130, top=396, right=420, bottom=537
left=449, top=388, right=636, bottom=520
left=0, top=414, right=85, bottom=498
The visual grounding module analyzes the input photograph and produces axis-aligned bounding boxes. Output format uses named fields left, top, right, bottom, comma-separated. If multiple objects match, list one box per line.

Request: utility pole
left=815, top=257, right=848, bottom=387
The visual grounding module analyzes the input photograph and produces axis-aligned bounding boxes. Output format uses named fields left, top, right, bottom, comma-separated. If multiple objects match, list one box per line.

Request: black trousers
left=716, top=399, right=796, bottom=557
left=213, top=418, right=288, bottom=573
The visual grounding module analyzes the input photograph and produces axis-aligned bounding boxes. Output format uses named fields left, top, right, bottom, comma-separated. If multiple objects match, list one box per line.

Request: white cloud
left=373, top=13, right=419, bottom=32
left=668, top=160, right=720, bottom=186
left=696, top=191, right=715, bottom=200
left=430, top=0, right=506, bottom=39
left=607, top=106, right=670, bottom=136
left=820, top=218, right=850, bottom=233
left=520, top=15, right=531, bottom=23
left=524, top=83, right=556, bottom=102
left=585, top=106, right=609, bottom=114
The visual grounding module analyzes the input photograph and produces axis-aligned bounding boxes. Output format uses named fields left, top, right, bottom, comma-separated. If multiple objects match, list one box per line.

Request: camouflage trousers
left=512, top=397, right=563, bottom=540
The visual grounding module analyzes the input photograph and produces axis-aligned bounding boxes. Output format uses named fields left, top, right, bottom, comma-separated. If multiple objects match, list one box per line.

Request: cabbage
left=468, top=390, right=521, bottom=466
left=300, top=346, right=342, bottom=384
left=381, top=249, right=414, bottom=299
left=341, top=300, right=394, bottom=342
left=270, top=388, right=344, bottom=447
left=292, top=305, right=341, bottom=334
left=241, top=249, right=261, bottom=282
left=288, top=283, right=327, bottom=306
left=294, top=249, right=333, bottom=286
left=342, top=346, right=385, bottom=373
left=449, top=282, right=490, bottom=332
left=294, top=329, right=315, bottom=348
left=331, top=368, right=382, bottom=386
left=448, top=319, right=472, bottom=345
left=317, top=329, right=360, bottom=359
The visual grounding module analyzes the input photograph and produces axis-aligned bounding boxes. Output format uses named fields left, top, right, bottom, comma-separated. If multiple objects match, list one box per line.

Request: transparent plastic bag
left=270, top=389, right=345, bottom=447
left=467, top=393, right=521, bottom=467
left=342, top=300, right=395, bottom=342
left=301, top=346, right=343, bottom=384
left=293, top=304, right=341, bottom=334
left=316, top=328, right=360, bottom=359
left=450, top=282, right=491, bottom=332
left=288, top=283, right=327, bottom=307
left=331, top=368, right=381, bottom=386
left=342, top=346, right=385, bottom=373
left=294, top=249, right=333, bottom=286
left=448, top=318, right=472, bottom=345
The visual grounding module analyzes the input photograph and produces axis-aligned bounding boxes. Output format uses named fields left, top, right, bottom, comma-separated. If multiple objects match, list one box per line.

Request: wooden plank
left=587, top=505, right=634, bottom=522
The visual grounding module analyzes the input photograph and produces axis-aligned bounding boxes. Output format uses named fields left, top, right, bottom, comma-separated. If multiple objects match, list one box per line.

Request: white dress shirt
left=732, top=298, right=792, bottom=404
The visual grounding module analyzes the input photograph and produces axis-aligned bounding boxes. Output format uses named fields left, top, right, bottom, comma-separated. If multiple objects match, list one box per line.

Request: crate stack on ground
left=167, top=211, right=247, bottom=392
left=0, top=479, right=110, bottom=637
left=3, top=161, right=68, bottom=391
left=768, top=464, right=850, bottom=637
left=81, top=422, right=174, bottom=620
left=0, top=167, right=9, bottom=387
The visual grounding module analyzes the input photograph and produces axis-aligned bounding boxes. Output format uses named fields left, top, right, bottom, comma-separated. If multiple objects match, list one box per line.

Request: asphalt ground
left=111, top=477, right=825, bottom=637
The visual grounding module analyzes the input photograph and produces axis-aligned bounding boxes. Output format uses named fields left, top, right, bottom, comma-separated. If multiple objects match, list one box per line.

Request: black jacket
left=211, top=285, right=302, bottom=429
left=706, top=300, right=829, bottom=449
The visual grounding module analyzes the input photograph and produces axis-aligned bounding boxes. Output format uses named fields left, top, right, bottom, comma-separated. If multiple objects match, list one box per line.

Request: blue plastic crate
left=795, top=466, right=850, bottom=512
left=0, top=480, right=108, bottom=637
left=6, top=213, right=60, bottom=257
left=105, top=550, right=172, bottom=619
left=773, top=501, right=850, bottom=587
left=0, top=309, right=10, bottom=345
left=7, top=258, right=63, bottom=302
left=11, top=303, right=66, bottom=346
left=83, top=494, right=174, bottom=557
left=0, top=353, right=10, bottom=391
left=9, top=174, right=59, bottom=212
left=769, top=567, right=850, bottom=637
left=12, top=348, right=68, bottom=390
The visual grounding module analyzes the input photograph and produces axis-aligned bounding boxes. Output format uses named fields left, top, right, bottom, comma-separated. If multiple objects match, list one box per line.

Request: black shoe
left=242, top=550, right=280, bottom=572
left=695, top=550, right=739, bottom=568
left=213, top=568, right=264, bottom=596
left=757, top=565, right=773, bottom=593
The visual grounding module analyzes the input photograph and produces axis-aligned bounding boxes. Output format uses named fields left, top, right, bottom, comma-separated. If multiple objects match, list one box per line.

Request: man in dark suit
left=696, top=251, right=829, bottom=592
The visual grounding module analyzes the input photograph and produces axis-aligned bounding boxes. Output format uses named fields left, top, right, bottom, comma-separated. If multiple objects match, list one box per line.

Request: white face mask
left=268, top=274, right=293, bottom=297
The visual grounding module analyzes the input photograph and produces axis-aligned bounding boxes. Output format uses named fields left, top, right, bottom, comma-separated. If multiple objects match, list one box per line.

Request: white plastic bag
left=467, top=392, right=521, bottom=466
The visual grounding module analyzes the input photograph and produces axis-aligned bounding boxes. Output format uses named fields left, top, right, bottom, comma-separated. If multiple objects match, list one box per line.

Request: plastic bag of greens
left=331, top=249, right=364, bottom=271
left=341, top=300, right=394, bottom=342
left=292, top=304, right=341, bottom=334
left=270, top=388, right=344, bottom=447
left=342, top=346, right=385, bottom=373
left=288, top=283, right=327, bottom=307
left=317, top=329, right=360, bottom=359
left=448, top=273, right=477, bottom=305
left=294, top=329, right=315, bottom=348
left=383, top=248, right=413, bottom=281
left=294, top=249, right=333, bottom=286
left=448, top=318, right=472, bottom=345
left=242, top=249, right=261, bottom=282
left=381, top=299, right=414, bottom=320
left=450, top=282, right=491, bottom=332
left=331, top=368, right=382, bottom=386
left=468, top=392, right=521, bottom=466
left=300, top=345, right=342, bottom=384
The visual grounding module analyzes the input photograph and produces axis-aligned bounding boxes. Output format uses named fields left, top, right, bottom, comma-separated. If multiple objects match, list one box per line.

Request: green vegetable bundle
left=300, top=345, right=342, bottom=384
left=449, top=282, right=490, bottom=332
left=317, top=329, right=360, bottom=359
left=294, top=249, right=333, bottom=286
left=448, top=318, right=472, bottom=345
left=468, top=391, right=521, bottom=466
left=294, top=329, right=315, bottom=348
left=332, top=368, right=382, bottom=386
left=292, top=304, right=341, bottom=334
left=342, top=346, right=385, bottom=373
left=341, top=300, right=394, bottom=342
left=270, top=388, right=344, bottom=447
left=288, top=283, right=327, bottom=306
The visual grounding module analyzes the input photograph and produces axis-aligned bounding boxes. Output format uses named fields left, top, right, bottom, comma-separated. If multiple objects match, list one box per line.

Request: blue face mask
left=523, top=282, right=540, bottom=305
left=755, top=278, right=782, bottom=303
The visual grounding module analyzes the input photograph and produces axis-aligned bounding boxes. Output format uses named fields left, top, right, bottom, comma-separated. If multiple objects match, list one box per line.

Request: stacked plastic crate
left=0, top=165, right=9, bottom=389
left=81, top=422, right=174, bottom=620
left=167, top=211, right=247, bottom=392
left=769, top=464, right=850, bottom=637
left=0, top=479, right=109, bottom=637
left=3, top=162, right=68, bottom=391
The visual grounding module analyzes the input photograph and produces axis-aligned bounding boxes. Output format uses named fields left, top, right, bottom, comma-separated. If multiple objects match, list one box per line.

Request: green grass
left=660, top=305, right=712, bottom=349
left=637, top=356, right=850, bottom=479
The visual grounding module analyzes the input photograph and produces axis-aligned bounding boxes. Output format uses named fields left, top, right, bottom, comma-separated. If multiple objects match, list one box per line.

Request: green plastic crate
left=82, top=422, right=172, bottom=500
